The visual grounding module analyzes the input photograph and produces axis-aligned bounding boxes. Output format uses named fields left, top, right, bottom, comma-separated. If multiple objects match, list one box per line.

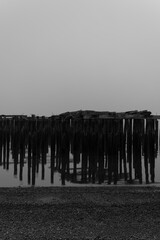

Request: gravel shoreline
left=0, top=186, right=160, bottom=239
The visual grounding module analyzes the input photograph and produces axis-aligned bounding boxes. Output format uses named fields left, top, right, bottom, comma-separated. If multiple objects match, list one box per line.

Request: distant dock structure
left=0, top=110, right=159, bottom=185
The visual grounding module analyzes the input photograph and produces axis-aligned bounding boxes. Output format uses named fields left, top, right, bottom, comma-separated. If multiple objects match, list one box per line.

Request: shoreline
left=1, top=186, right=160, bottom=239
left=1, top=181, right=160, bottom=188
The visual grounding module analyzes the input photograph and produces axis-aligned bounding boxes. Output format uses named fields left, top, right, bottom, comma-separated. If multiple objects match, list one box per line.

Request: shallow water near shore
left=0, top=148, right=160, bottom=187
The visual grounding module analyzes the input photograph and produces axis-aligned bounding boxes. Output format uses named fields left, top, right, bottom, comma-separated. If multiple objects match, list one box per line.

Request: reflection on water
left=0, top=117, right=159, bottom=187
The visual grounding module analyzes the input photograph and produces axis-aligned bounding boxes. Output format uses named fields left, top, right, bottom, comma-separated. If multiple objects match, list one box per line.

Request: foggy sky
left=0, top=0, right=160, bottom=116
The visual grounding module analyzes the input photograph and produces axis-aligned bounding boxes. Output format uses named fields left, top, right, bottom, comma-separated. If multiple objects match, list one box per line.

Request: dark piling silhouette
left=126, top=119, right=133, bottom=183
left=0, top=118, right=3, bottom=166
left=97, top=119, right=105, bottom=184
left=133, top=119, right=143, bottom=183
left=50, top=117, right=55, bottom=184
left=0, top=110, right=159, bottom=186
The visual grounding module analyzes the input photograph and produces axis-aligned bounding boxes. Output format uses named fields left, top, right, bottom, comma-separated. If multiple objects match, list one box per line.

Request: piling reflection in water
left=0, top=114, right=159, bottom=186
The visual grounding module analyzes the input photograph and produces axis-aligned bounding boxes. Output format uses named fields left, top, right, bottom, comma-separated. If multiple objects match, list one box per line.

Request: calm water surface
left=0, top=150, right=160, bottom=187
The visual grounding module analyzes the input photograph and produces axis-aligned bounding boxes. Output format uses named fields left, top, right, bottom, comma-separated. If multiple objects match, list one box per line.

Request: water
left=0, top=148, right=160, bottom=187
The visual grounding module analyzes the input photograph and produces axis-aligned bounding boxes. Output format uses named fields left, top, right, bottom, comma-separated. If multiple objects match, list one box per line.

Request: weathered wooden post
left=65, top=118, right=71, bottom=176
left=6, top=119, right=10, bottom=170
left=0, top=117, right=3, bottom=166
left=133, top=119, right=143, bottom=184
left=146, top=119, right=155, bottom=183
left=89, top=119, right=98, bottom=184
left=61, top=120, right=70, bottom=185
left=35, top=117, right=41, bottom=175
left=113, top=119, right=119, bottom=185
left=41, top=118, right=47, bottom=180
left=55, top=118, right=61, bottom=170
left=122, top=119, right=127, bottom=181
left=13, top=117, right=19, bottom=176
left=28, top=131, right=31, bottom=185
left=143, top=119, right=149, bottom=183
left=155, top=119, right=159, bottom=156
left=3, top=119, right=6, bottom=169
left=19, top=118, right=26, bottom=181
left=72, top=119, right=81, bottom=181
left=50, top=117, right=55, bottom=184
left=31, top=125, right=37, bottom=186
left=19, top=131, right=24, bottom=181
left=97, top=119, right=105, bottom=184
left=88, top=119, right=92, bottom=182
left=107, top=119, right=113, bottom=184
left=104, top=119, right=109, bottom=181
left=81, top=119, right=88, bottom=183
left=125, top=118, right=133, bottom=183
left=118, top=119, right=123, bottom=179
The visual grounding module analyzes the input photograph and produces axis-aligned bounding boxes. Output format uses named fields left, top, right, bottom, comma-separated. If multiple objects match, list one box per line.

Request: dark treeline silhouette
left=0, top=111, right=159, bottom=186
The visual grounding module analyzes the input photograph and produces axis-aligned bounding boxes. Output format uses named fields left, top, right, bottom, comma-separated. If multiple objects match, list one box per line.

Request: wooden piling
left=112, top=120, right=119, bottom=185
left=31, top=131, right=37, bottom=186
left=72, top=119, right=81, bottom=182
left=19, top=120, right=26, bottom=181
left=98, top=120, right=105, bottom=184
left=89, top=119, right=98, bottom=184
left=0, top=118, right=3, bottom=166
left=50, top=118, right=55, bottom=184
left=28, top=132, right=31, bottom=185
left=61, top=120, right=70, bottom=185
left=126, top=119, right=133, bottom=183
left=3, top=124, right=6, bottom=169
left=107, top=119, right=114, bottom=184
left=12, top=118, right=19, bottom=176
left=133, top=119, right=142, bottom=184
left=143, top=127, right=149, bottom=184
left=146, top=119, right=155, bottom=183
left=118, top=119, right=123, bottom=179
left=81, top=120, right=89, bottom=183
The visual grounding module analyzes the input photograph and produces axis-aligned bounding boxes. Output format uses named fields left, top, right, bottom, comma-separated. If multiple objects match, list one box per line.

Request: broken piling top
left=0, top=110, right=153, bottom=121
left=57, top=110, right=152, bottom=120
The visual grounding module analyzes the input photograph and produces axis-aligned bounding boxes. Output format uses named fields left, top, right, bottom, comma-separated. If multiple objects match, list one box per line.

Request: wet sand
left=0, top=186, right=160, bottom=239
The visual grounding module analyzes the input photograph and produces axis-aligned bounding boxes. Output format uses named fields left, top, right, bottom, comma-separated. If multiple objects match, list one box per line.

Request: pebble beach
left=0, top=186, right=160, bottom=239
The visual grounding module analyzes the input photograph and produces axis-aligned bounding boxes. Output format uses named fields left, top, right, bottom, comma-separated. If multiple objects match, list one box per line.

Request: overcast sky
left=0, top=0, right=160, bottom=116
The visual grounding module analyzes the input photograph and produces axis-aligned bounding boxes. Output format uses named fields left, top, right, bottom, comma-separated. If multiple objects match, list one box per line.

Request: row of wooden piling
left=0, top=116, right=159, bottom=185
